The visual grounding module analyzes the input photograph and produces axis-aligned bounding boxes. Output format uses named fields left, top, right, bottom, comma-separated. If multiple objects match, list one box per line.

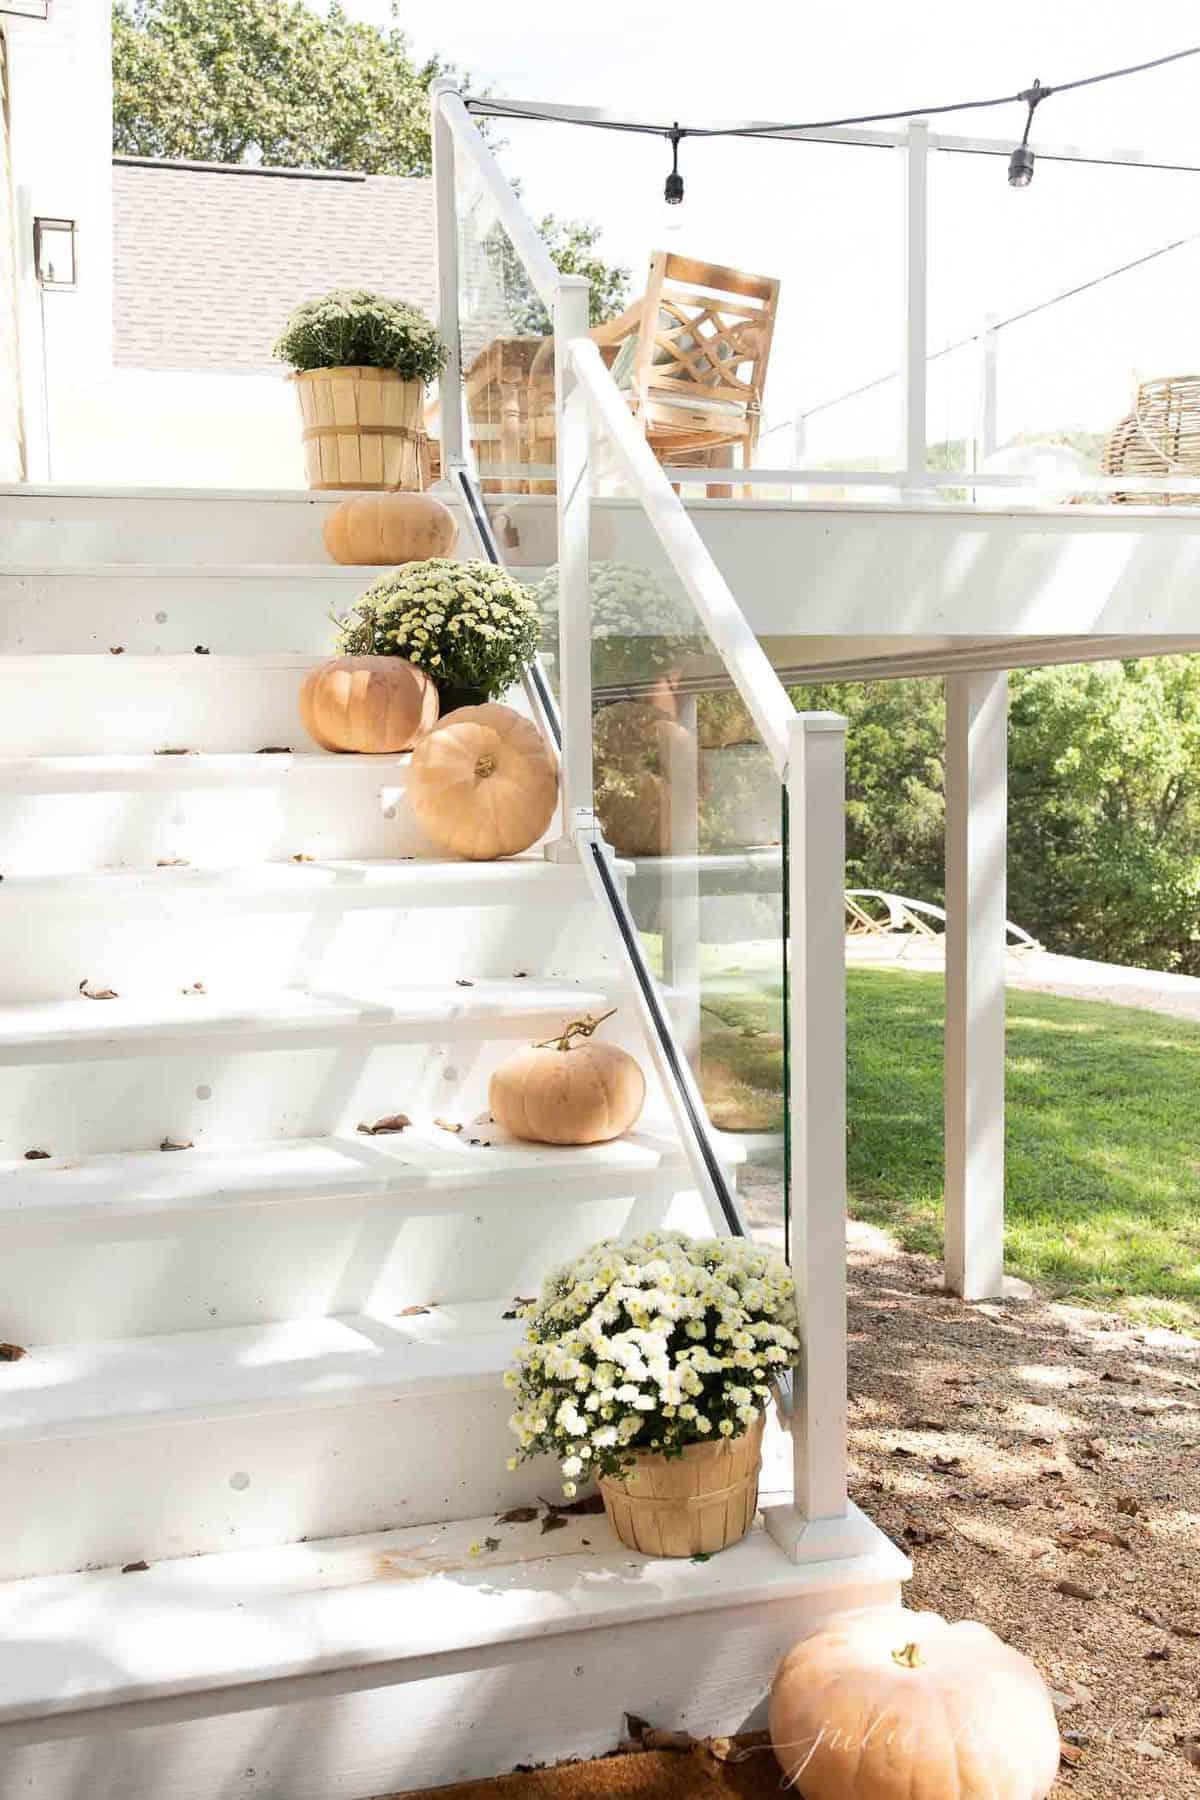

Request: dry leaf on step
left=23, top=1149, right=50, bottom=1161
left=495, top=1506, right=538, bottom=1525
left=160, top=1138, right=193, bottom=1153
left=155, top=748, right=196, bottom=756
left=0, top=1343, right=27, bottom=1362
left=541, top=1492, right=605, bottom=1517
left=156, top=858, right=190, bottom=868
left=539, top=1512, right=568, bottom=1535
left=357, top=1114, right=411, bottom=1136
left=292, top=853, right=314, bottom=863
left=194, top=645, right=210, bottom=655
left=79, top=980, right=119, bottom=1000
left=121, top=1560, right=149, bottom=1574
left=433, top=1117, right=463, bottom=1134
left=258, top=746, right=291, bottom=754
left=398, top=1305, right=430, bottom=1317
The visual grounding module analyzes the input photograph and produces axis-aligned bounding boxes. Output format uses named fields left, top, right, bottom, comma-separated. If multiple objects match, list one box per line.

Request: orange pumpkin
left=322, top=492, right=458, bottom=566
left=769, top=1607, right=1061, bottom=1800
left=407, top=703, right=558, bottom=860
left=300, top=655, right=439, bottom=754
left=489, top=1012, right=645, bottom=1146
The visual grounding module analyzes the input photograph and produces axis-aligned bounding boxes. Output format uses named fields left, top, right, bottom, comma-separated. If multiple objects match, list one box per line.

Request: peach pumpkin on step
left=769, top=1607, right=1061, bottom=1800
left=322, top=491, right=458, bottom=566
left=407, top=702, right=558, bottom=860
left=300, top=655, right=438, bottom=754
left=489, top=1011, right=646, bottom=1146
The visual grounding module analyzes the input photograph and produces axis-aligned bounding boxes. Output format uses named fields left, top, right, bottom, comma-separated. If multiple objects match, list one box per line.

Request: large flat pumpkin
left=299, top=655, right=439, bottom=754
left=322, top=492, right=458, bottom=565
left=407, top=703, right=558, bottom=859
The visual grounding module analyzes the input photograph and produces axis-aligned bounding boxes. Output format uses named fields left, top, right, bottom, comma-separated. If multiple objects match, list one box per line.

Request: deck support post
left=765, top=713, right=878, bottom=1564
left=943, top=670, right=1009, bottom=1300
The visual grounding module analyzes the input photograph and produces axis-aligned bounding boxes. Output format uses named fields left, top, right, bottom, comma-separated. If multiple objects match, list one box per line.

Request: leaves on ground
left=23, top=1149, right=50, bottom=1161
left=357, top=1114, right=411, bottom=1135
left=0, top=1343, right=27, bottom=1362
left=79, top=980, right=119, bottom=1000
left=159, top=1137, right=193, bottom=1153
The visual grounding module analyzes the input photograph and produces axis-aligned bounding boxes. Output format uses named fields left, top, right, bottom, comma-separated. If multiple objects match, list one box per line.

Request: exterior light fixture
left=664, top=124, right=684, bottom=205
left=1009, top=79, right=1049, bottom=188
left=33, top=217, right=77, bottom=289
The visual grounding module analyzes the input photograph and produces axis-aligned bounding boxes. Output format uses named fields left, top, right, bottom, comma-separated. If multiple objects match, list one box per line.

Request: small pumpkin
left=769, top=1607, right=1060, bottom=1800
left=300, top=655, right=439, bottom=754
left=322, top=491, right=458, bottom=566
left=489, top=1010, right=646, bottom=1146
left=407, top=703, right=558, bottom=860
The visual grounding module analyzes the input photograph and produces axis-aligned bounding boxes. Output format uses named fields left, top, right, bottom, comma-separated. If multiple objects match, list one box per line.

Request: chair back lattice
left=626, top=252, right=779, bottom=416
left=1102, top=374, right=1200, bottom=505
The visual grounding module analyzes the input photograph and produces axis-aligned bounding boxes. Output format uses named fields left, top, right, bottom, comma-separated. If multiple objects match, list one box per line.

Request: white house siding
left=0, top=29, right=23, bottom=481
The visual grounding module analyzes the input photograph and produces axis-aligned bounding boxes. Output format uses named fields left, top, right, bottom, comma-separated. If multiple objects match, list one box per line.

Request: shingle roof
left=112, top=158, right=438, bottom=372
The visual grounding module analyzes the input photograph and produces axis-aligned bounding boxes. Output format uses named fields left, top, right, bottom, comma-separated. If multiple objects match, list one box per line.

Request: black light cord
left=464, top=42, right=1200, bottom=145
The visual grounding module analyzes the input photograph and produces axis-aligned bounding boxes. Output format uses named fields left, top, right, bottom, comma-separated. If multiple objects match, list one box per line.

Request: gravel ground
left=811, top=1197, right=1200, bottom=1798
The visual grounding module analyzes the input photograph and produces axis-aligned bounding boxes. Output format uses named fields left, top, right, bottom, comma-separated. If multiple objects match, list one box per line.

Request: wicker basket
left=1101, top=375, right=1200, bottom=505
left=291, top=367, right=428, bottom=492
left=599, top=1411, right=765, bottom=1557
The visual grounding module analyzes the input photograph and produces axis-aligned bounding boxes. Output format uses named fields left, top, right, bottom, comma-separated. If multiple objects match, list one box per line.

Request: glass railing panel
left=567, top=434, right=788, bottom=1239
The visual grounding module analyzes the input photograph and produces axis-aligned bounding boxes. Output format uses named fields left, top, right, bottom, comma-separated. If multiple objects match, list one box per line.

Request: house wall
left=98, top=368, right=307, bottom=489
left=0, top=26, right=23, bottom=480
left=4, top=0, right=111, bottom=481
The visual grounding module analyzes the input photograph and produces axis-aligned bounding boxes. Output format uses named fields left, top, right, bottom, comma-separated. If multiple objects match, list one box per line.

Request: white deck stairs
left=0, top=486, right=907, bottom=1800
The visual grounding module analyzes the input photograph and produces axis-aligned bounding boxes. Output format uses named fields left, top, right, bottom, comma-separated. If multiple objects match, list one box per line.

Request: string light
left=664, top=124, right=685, bottom=205
left=465, top=42, right=1200, bottom=197
left=1009, top=80, right=1047, bottom=188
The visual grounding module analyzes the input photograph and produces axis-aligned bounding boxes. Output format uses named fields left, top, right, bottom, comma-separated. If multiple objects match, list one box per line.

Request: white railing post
left=901, top=120, right=929, bottom=497
left=764, top=713, right=879, bottom=1564
left=944, top=670, right=1009, bottom=1301
left=430, top=79, right=464, bottom=469
left=661, top=691, right=702, bottom=1063
left=544, top=281, right=595, bottom=859
left=976, top=315, right=999, bottom=471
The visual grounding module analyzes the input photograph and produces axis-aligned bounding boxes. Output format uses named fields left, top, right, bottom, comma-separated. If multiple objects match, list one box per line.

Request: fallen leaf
left=542, top=1492, right=605, bottom=1517
left=1115, top=1492, right=1140, bottom=1516
left=292, top=853, right=314, bottom=863
left=23, top=1149, right=51, bottom=1160
left=357, top=1114, right=411, bottom=1136
left=495, top=1506, right=538, bottom=1525
left=482, top=1536, right=500, bottom=1553
left=193, top=645, right=210, bottom=655
left=1178, top=1737, right=1200, bottom=1769
left=903, top=1519, right=949, bottom=1546
left=160, top=1138, right=193, bottom=1153
left=433, top=1117, right=463, bottom=1134
left=455, top=979, right=474, bottom=988
left=1169, top=1620, right=1200, bottom=1641
left=180, top=982, right=206, bottom=995
left=79, top=980, right=119, bottom=1000
left=397, top=1305, right=430, bottom=1317
left=1058, top=1740, right=1085, bottom=1768
left=1146, top=1646, right=1172, bottom=1662
left=109, top=646, right=124, bottom=655
left=540, top=1512, right=568, bottom=1535
left=0, top=1343, right=27, bottom=1362
left=1100, top=1370, right=1134, bottom=1384
left=121, top=1560, right=149, bottom=1574
left=258, top=746, right=292, bottom=754
left=904, top=1417, right=946, bottom=1431
left=156, top=858, right=190, bottom=868
left=155, top=748, right=196, bottom=756
left=1054, top=1579, right=1099, bottom=1601
left=929, top=1455, right=962, bottom=1473
left=1146, top=1702, right=1171, bottom=1719
left=1056, top=1525, right=1133, bottom=1552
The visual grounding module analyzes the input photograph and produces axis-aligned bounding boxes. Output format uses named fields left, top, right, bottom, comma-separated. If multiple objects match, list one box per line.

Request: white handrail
left=436, top=87, right=562, bottom=315
left=568, top=338, right=798, bottom=781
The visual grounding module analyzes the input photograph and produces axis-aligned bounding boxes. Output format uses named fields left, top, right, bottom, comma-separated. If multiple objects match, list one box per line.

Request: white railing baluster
left=902, top=119, right=930, bottom=496
left=546, top=278, right=595, bottom=858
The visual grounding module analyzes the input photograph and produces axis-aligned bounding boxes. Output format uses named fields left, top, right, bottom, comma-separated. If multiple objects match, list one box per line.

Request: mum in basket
left=505, top=1231, right=799, bottom=1559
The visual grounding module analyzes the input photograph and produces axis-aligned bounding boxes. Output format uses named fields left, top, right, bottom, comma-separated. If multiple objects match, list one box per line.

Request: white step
left=0, top=977, right=621, bottom=1157
left=0, top=1125, right=715, bottom=1342
left=0, top=565, right=389, bottom=655
left=0, top=859, right=618, bottom=998
left=0, top=755, right=423, bottom=869
left=0, top=1300, right=562, bottom=1578
left=0, top=654, right=324, bottom=753
left=0, top=1498, right=908, bottom=1800
left=0, top=482, right=465, bottom=566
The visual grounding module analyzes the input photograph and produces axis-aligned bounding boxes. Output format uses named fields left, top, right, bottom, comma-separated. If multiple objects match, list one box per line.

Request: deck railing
left=431, top=78, right=867, bottom=1560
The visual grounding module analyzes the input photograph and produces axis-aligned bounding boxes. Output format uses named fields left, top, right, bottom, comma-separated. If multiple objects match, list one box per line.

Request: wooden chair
left=590, top=252, right=780, bottom=494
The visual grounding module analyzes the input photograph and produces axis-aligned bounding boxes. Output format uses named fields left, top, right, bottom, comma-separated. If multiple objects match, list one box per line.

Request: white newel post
left=765, top=713, right=877, bottom=1564
left=944, top=670, right=1009, bottom=1301
left=430, top=80, right=464, bottom=470
left=545, top=289, right=595, bottom=860
left=901, top=120, right=929, bottom=496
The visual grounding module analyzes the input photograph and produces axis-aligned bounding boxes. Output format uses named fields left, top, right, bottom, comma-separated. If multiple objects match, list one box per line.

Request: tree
left=112, top=0, right=629, bottom=321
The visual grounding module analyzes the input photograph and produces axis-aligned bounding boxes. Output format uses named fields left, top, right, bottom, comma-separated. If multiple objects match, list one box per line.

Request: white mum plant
left=506, top=1230, right=799, bottom=1496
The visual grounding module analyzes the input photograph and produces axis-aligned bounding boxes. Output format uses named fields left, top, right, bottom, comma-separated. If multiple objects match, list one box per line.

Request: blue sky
left=337, top=2, right=1200, bottom=458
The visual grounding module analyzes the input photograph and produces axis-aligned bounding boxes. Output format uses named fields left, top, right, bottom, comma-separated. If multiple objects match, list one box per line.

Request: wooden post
left=944, top=670, right=1009, bottom=1300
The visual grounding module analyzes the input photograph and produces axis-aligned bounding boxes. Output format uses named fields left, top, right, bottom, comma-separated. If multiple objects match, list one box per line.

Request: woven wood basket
left=291, top=367, right=428, bottom=492
left=599, top=1411, right=765, bottom=1557
left=1101, top=375, right=1200, bottom=505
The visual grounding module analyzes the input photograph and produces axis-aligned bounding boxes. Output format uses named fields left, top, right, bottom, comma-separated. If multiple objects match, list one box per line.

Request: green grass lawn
left=698, top=956, right=1200, bottom=1333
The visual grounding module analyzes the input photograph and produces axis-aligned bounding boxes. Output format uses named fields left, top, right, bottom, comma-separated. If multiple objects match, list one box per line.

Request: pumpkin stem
left=533, top=1008, right=618, bottom=1052
left=891, top=1642, right=924, bottom=1670
left=474, top=753, right=498, bottom=779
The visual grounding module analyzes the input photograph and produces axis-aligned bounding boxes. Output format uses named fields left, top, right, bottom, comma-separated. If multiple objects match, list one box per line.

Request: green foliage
left=113, top=0, right=446, bottom=173
left=789, top=659, right=1200, bottom=976
left=336, top=559, right=540, bottom=699
left=494, top=214, right=630, bottom=333
left=273, top=289, right=446, bottom=381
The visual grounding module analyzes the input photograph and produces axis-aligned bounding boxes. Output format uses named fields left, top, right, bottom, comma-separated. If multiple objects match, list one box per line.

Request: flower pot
left=435, top=680, right=491, bottom=714
left=291, top=367, right=428, bottom=492
left=598, top=1410, right=765, bottom=1558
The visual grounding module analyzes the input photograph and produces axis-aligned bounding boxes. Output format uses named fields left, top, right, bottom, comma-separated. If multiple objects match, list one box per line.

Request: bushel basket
left=292, top=366, right=428, bottom=491
left=599, top=1410, right=765, bottom=1557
